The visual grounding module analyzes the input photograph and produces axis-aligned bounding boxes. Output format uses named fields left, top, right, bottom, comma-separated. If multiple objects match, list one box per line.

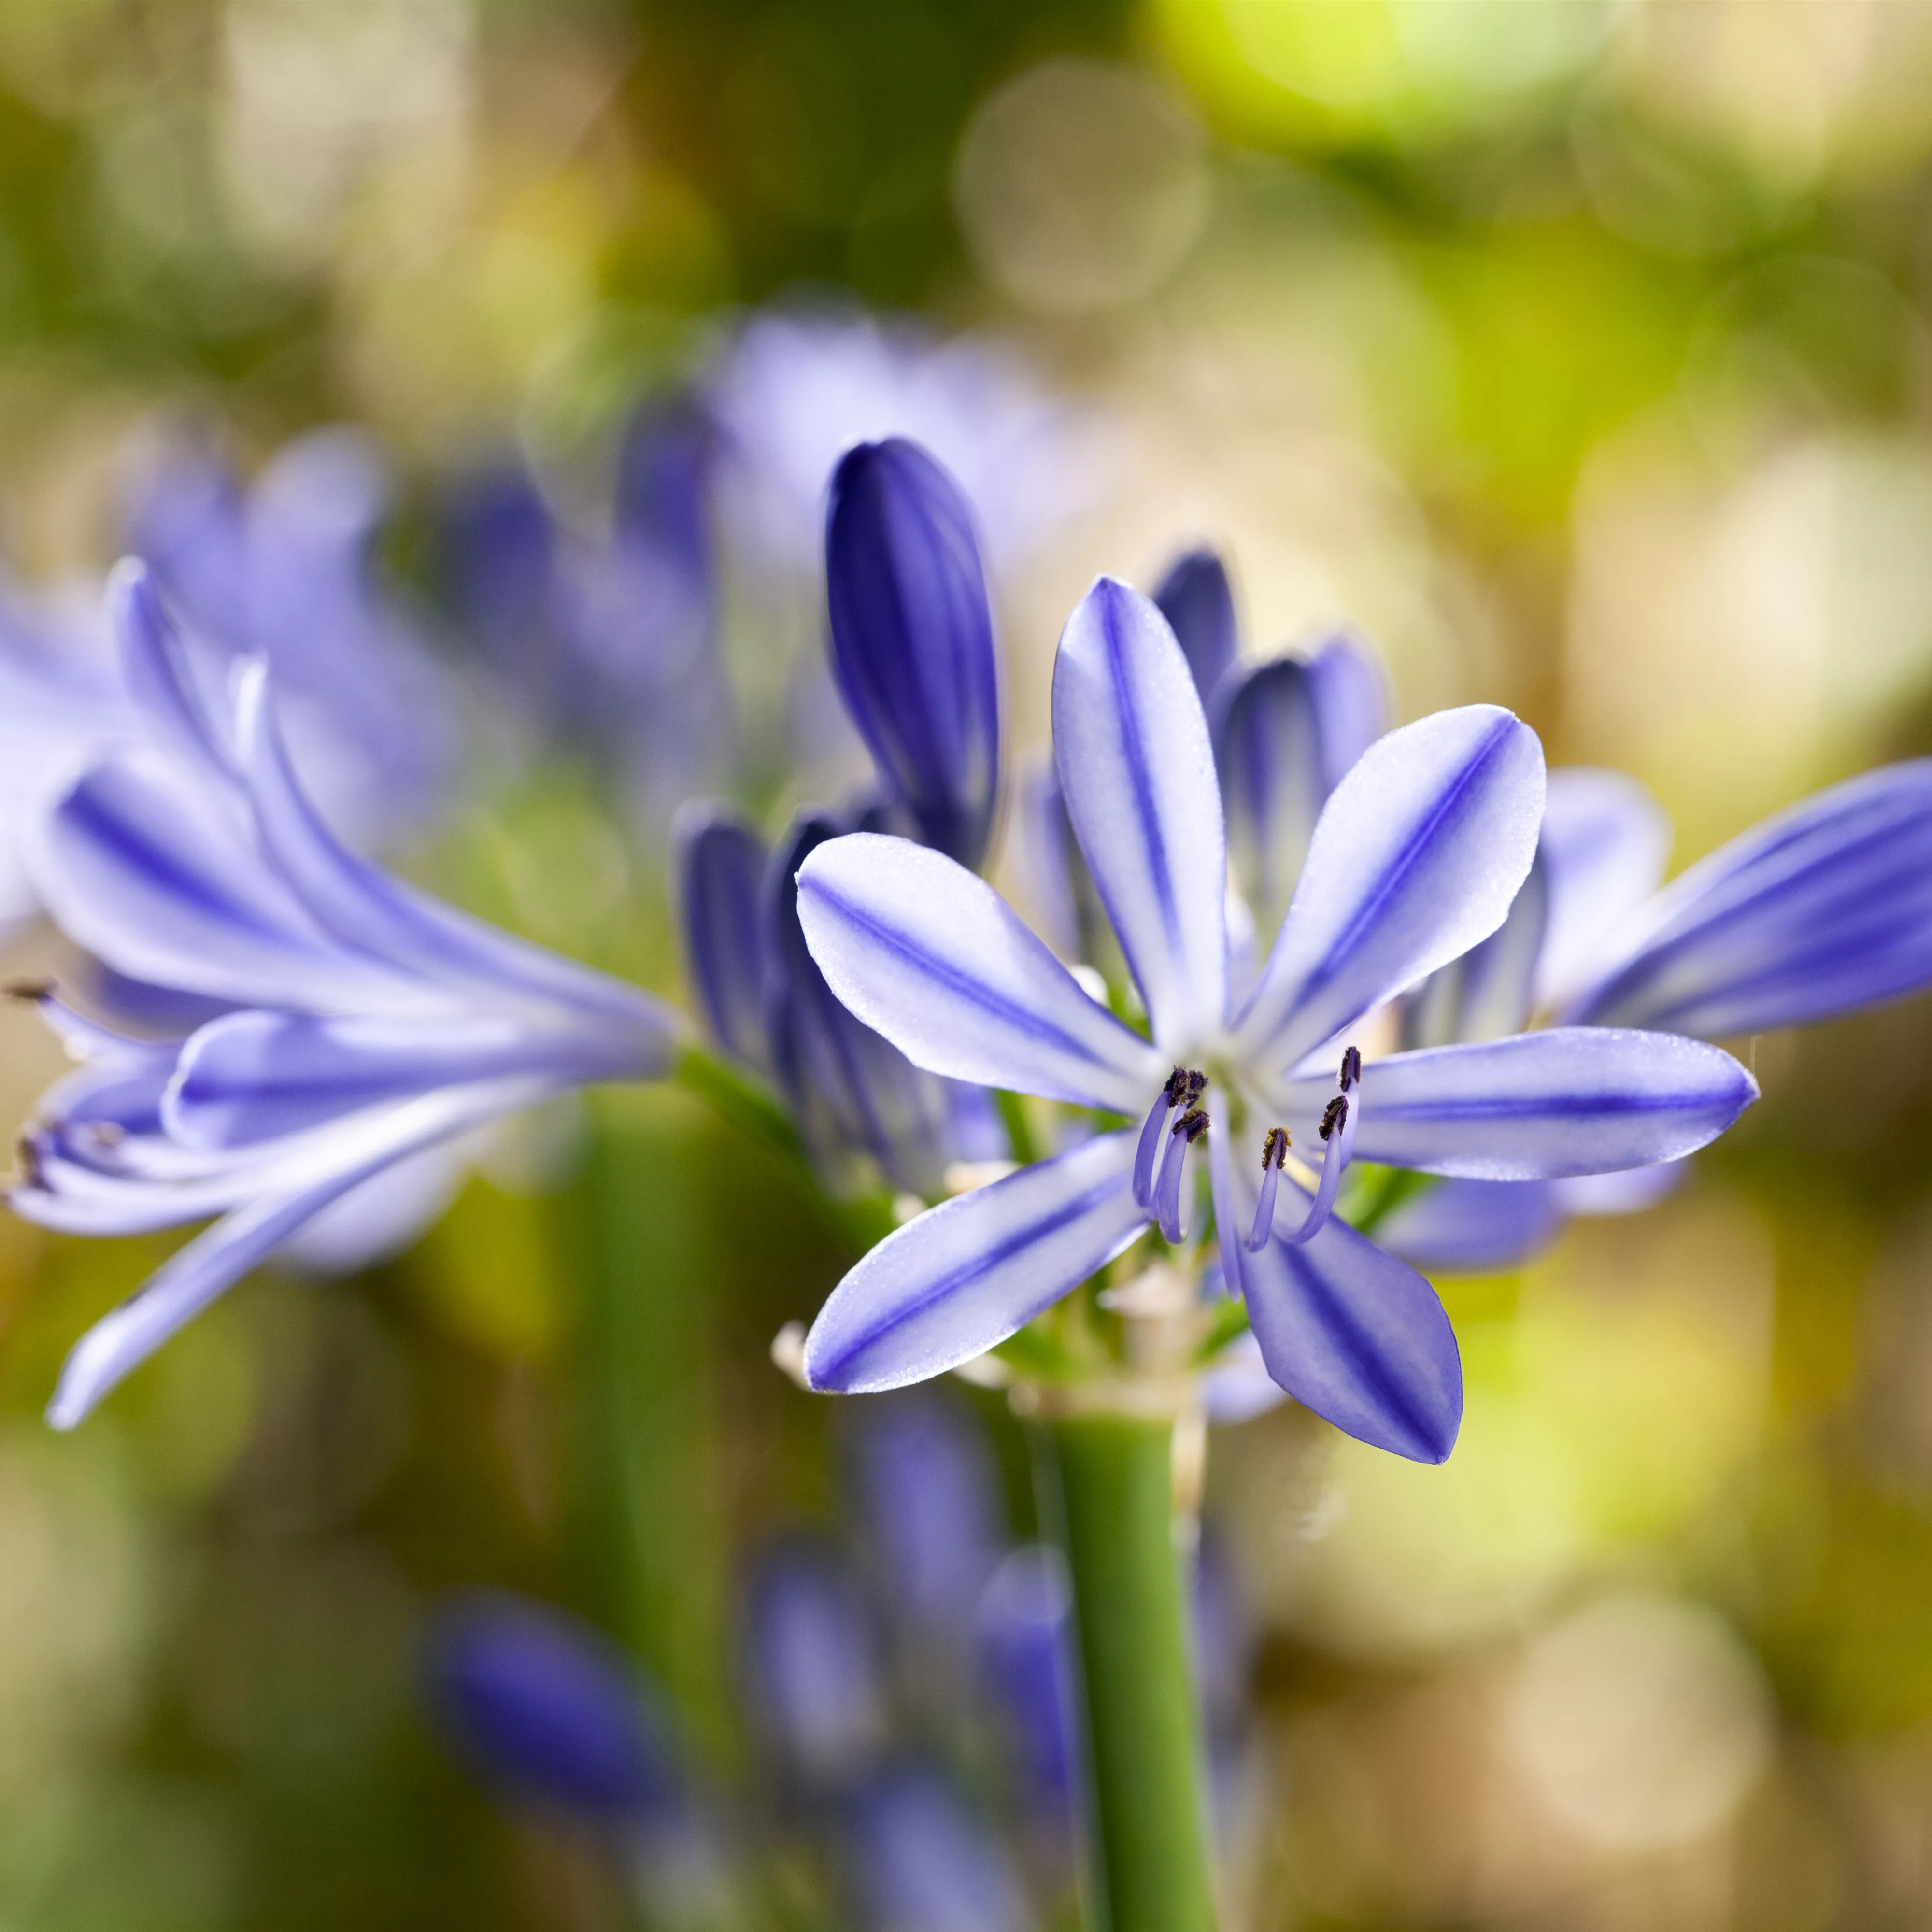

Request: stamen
left=1134, top=1068, right=1205, bottom=1210
left=1280, top=1048, right=1363, bottom=1247
left=1245, top=1126, right=1291, bottom=1252
left=3, top=977, right=52, bottom=1003
left=1153, top=1107, right=1207, bottom=1243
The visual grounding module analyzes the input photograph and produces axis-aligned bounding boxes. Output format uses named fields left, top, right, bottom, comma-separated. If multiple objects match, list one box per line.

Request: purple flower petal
left=1403, top=855, right=1548, bottom=1048
left=44, top=1075, right=550, bottom=1428
left=1152, top=547, right=1238, bottom=703
left=1243, top=1211, right=1462, bottom=1462
left=796, top=832, right=1160, bottom=1113
left=673, top=803, right=773, bottom=1069
left=1236, top=706, right=1545, bottom=1077
left=1535, top=767, right=1671, bottom=1010
left=1567, top=760, right=1932, bottom=1039
left=1214, top=657, right=1328, bottom=952
left=1052, top=577, right=1227, bottom=1054
left=1274, top=1028, right=1756, bottom=1180
left=803, top=1133, right=1146, bottom=1393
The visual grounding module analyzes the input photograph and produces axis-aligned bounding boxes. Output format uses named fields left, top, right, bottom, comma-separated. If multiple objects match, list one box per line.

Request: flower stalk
left=1042, top=1408, right=1217, bottom=1932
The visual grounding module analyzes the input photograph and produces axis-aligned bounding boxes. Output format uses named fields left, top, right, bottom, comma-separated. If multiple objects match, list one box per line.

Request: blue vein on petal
left=1285, top=714, right=1515, bottom=1021
left=806, top=879, right=1135, bottom=1068
left=1365, top=1088, right=1734, bottom=1123
left=66, top=783, right=300, bottom=946
left=812, top=1167, right=1133, bottom=1386
left=1099, top=588, right=1183, bottom=964
left=1274, top=1237, right=1444, bottom=1460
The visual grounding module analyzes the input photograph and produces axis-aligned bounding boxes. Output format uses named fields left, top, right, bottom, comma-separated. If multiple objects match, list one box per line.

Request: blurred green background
left=5, top=1, right=1932, bottom=1926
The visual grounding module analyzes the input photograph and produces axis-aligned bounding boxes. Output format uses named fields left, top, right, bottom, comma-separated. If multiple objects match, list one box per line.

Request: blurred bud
left=1215, top=634, right=1388, bottom=949
left=424, top=1591, right=680, bottom=1821
left=850, top=1764, right=1035, bottom=1932
left=845, top=1392, right=1004, bottom=1649
left=742, top=1539, right=891, bottom=1790
left=977, top=1545, right=1079, bottom=1816
left=825, top=440, right=1001, bottom=870
left=767, top=808, right=953, bottom=1195
left=673, top=804, right=773, bottom=1072
left=1153, top=547, right=1237, bottom=703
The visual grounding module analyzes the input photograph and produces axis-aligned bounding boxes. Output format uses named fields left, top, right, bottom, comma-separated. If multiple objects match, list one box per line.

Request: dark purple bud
left=1153, top=547, right=1238, bottom=704
left=767, top=807, right=952, bottom=1195
left=440, top=461, right=561, bottom=672
left=423, top=1591, right=680, bottom=1821
left=825, top=440, right=1000, bottom=870
left=673, top=803, right=773, bottom=1072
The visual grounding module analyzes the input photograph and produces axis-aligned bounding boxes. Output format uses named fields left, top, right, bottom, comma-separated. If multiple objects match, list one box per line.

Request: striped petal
left=45, top=1076, right=548, bottom=1428
left=674, top=803, right=773, bottom=1068
left=802, top=1133, right=1146, bottom=1393
left=1152, top=547, right=1238, bottom=703
left=1213, top=657, right=1327, bottom=953
left=1272, top=1028, right=1756, bottom=1180
left=1567, top=760, right=1932, bottom=1039
left=796, top=833, right=1160, bottom=1113
left=1052, top=577, right=1227, bottom=1055
left=1236, top=707, right=1544, bottom=1079
left=1242, top=1210, right=1462, bottom=1463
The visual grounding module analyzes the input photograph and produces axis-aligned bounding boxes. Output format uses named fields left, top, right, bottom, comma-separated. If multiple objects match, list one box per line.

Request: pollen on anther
left=1260, top=1125, right=1289, bottom=1171
left=1339, top=1044, right=1362, bottom=1091
left=1319, top=1095, right=1349, bottom=1142
left=1171, top=1106, right=1208, bottom=1144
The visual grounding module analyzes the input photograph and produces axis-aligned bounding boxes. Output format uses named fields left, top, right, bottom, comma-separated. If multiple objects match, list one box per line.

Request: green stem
left=568, top=1085, right=734, bottom=1766
left=1044, top=1413, right=1218, bottom=1932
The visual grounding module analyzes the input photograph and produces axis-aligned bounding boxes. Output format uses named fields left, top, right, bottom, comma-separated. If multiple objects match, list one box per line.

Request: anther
left=1246, top=1125, right=1293, bottom=1252
left=1259, top=1125, right=1289, bottom=1172
left=1339, top=1044, right=1361, bottom=1091
left=14, top=1134, right=43, bottom=1189
left=1136, top=1068, right=1200, bottom=1209
left=3, top=977, right=52, bottom=1003
left=1170, top=1105, right=1208, bottom=1142
left=1319, top=1094, right=1350, bottom=1142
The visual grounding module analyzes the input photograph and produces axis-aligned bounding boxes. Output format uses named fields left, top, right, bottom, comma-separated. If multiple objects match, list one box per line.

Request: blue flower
left=1382, top=759, right=1932, bottom=1271
left=976, top=1545, right=1080, bottom=1819
left=741, top=1537, right=891, bottom=1790
left=826, top=440, right=1001, bottom=870
left=442, top=403, right=733, bottom=834
left=425, top=1591, right=682, bottom=1821
left=790, top=576, right=1759, bottom=1461
left=10, top=564, right=682, bottom=1429
left=126, top=427, right=458, bottom=840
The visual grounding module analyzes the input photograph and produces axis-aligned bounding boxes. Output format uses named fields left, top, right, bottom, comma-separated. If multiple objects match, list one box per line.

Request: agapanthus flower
left=126, top=426, right=457, bottom=840
left=849, top=1765, right=1034, bottom=1932
left=11, top=563, right=682, bottom=1428
left=792, top=577, right=1758, bottom=1461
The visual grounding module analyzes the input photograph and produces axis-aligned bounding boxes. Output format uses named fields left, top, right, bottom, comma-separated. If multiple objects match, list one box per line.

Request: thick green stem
left=568, top=1085, right=734, bottom=1766
left=1045, top=1412, right=1218, bottom=1932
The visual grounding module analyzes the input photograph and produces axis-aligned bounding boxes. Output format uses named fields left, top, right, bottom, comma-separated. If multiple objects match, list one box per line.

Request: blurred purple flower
left=10, top=563, right=682, bottom=1428
left=126, top=426, right=458, bottom=842
left=705, top=310, right=1083, bottom=579
left=741, top=1538, right=890, bottom=1791
left=849, top=1764, right=1034, bottom=1932
left=977, top=1544, right=1080, bottom=1818
left=426, top=1591, right=682, bottom=1821
left=792, top=577, right=1756, bottom=1460
left=442, top=402, right=734, bottom=835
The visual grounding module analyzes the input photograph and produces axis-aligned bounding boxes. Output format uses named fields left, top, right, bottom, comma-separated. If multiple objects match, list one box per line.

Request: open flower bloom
left=11, top=563, right=682, bottom=1429
left=1381, top=758, right=1932, bottom=1271
left=793, top=577, right=1758, bottom=1462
